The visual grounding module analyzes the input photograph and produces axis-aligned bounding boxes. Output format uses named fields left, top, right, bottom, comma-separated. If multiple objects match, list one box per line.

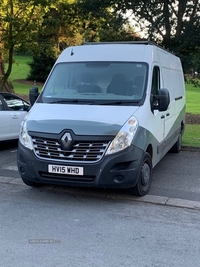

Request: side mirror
left=23, top=104, right=30, bottom=112
left=152, top=88, right=170, bottom=112
left=29, top=87, right=39, bottom=106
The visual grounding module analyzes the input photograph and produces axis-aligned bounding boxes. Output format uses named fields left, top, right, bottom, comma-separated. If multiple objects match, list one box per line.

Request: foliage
left=0, top=0, right=82, bottom=91
left=113, top=1, right=200, bottom=46
left=27, top=53, right=55, bottom=83
left=26, top=0, right=139, bottom=81
left=0, top=0, right=47, bottom=91
left=25, top=0, right=85, bottom=82
left=186, top=77, right=200, bottom=88
left=76, top=0, right=140, bottom=42
left=79, top=0, right=200, bottom=73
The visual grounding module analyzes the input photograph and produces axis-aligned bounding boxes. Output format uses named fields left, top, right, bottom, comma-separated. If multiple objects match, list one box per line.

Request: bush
left=27, top=52, right=56, bottom=83
left=186, top=77, right=200, bottom=87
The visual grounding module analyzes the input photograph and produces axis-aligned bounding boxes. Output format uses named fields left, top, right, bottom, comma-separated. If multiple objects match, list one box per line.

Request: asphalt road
left=1, top=180, right=200, bottom=267
left=1, top=142, right=200, bottom=267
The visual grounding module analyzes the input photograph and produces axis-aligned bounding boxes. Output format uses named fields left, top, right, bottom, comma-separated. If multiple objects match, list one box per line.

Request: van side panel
left=133, top=48, right=185, bottom=167
left=159, top=50, right=185, bottom=155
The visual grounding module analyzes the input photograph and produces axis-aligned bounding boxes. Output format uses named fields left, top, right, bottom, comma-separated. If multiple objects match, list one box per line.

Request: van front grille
left=32, top=136, right=110, bottom=162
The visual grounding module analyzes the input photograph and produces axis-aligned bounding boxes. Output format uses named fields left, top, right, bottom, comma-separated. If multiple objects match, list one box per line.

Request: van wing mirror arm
left=29, top=87, right=39, bottom=106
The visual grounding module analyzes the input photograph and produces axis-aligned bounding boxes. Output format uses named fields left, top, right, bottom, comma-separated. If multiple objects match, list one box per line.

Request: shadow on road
left=0, top=140, right=18, bottom=151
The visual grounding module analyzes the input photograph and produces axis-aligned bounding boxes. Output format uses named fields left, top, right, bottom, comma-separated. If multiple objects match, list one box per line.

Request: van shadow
left=0, top=140, right=18, bottom=151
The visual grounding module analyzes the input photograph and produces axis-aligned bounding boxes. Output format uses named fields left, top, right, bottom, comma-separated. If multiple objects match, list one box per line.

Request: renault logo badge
left=61, top=133, right=72, bottom=148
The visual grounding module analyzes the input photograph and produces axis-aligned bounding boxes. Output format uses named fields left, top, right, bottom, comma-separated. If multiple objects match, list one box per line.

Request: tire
left=21, top=177, right=42, bottom=187
left=128, top=152, right=153, bottom=196
left=170, top=134, right=182, bottom=153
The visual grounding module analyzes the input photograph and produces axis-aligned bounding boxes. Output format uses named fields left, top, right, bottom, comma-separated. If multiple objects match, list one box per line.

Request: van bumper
left=17, top=142, right=144, bottom=189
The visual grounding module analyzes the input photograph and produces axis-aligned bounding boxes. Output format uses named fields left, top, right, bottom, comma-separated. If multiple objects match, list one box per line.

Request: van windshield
left=40, top=62, right=148, bottom=105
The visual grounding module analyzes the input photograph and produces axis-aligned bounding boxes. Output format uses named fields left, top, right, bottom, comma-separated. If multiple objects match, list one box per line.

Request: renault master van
left=17, top=41, right=185, bottom=196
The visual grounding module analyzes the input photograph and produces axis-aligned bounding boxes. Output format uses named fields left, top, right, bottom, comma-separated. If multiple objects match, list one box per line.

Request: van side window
left=151, top=66, right=160, bottom=95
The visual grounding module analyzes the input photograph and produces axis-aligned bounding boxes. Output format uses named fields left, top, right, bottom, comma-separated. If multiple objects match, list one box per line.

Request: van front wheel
left=129, top=153, right=153, bottom=196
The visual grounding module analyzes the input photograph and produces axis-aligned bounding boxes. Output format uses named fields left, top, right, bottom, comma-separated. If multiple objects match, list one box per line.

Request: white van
left=17, top=41, right=185, bottom=196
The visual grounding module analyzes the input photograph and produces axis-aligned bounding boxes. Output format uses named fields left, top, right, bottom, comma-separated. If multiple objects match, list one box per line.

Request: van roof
left=56, top=41, right=181, bottom=70
left=83, top=40, right=174, bottom=54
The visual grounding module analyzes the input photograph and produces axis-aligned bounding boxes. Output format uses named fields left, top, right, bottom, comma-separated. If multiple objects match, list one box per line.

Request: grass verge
left=182, top=124, right=200, bottom=147
left=185, top=83, right=200, bottom=114
left=184, top=83, right=200, bottom=147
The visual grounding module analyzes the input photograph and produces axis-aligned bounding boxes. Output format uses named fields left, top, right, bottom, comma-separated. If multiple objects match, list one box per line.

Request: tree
left=77, top=0, right=140, bottom=42
left=27, top=0, right=83, bottom=83
left=113, top=1, right=200, bottom=46
left=0, top=26, right=13, bottom=92
left=0, top=0, right=48, bottom=92
left=79, top=0, right=200, bottom=72
left=115, top=0, right=200, bottom=72
left=27, top=0, right=139, bottom=82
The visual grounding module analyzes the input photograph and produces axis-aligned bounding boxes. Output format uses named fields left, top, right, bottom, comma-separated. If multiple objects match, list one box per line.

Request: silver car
left=0, top=92, right=30, bottom=141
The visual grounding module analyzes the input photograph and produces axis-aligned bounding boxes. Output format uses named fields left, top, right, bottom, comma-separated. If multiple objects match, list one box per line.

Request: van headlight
left=19, top=120, right=33, bottom=150
left=106, top=116, right=138, bottom=155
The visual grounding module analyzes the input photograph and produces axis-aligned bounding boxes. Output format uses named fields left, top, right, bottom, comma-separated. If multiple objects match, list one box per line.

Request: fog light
left=20, top=166, right=25, bottom=175
left=113, top=175, right=124, bottom=183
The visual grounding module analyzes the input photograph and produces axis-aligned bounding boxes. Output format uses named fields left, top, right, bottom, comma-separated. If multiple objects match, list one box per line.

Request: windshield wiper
left=46, top=99, right=138, bottom=105
left=47, top=99, right=95, bottom=104
left=98, top=100, right=138, bottom=105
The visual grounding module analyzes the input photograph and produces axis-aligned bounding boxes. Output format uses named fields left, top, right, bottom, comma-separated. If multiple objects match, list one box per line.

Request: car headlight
left=19, top=119, right=33, bottom=150
left=106, top=116, right=138, bottom=155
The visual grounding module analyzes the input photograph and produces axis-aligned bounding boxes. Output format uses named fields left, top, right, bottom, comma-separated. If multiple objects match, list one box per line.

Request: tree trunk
left=0, top=59, right=14, bottom=92
left=174, top=0, right=187, bottom=40
left=0, top=3, right=14, bottom=93
left=162, top=0, right=171, bottom=49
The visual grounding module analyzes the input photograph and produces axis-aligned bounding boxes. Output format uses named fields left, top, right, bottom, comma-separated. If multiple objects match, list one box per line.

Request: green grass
left=183, top=83, right=200, bottom=147
left=7, top=55, right=43, bottom=94
left=182, top=124, right=200, bottom=147
left=7, top=55, right=200, bottom=147
left=11, top=55, right=31, bottom=79
left=185, top=83, right=200, bottom=114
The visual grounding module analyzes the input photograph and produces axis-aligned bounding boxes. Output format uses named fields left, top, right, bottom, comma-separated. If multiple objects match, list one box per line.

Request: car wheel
left=129, top=152, right=153, bottom=196
left=22, top=177, right=42, bottom=187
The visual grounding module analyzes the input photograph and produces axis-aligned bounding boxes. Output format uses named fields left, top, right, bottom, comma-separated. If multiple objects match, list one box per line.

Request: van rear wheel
left=170, top=134, right=182, bottom=153
left=129, top=152, right=152, bottom=196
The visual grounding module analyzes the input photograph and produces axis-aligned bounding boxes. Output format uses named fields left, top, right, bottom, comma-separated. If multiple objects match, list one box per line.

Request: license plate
left=48, top=164, right=83, bottom=176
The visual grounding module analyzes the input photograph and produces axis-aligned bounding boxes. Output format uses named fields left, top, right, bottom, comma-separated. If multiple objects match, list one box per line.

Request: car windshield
left=40, top=62, right=148, bottom=105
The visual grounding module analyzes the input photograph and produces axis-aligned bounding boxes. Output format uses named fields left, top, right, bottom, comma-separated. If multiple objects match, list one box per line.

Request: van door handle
left=12, top=114, right=18, bottom=119
left=166, top=113, right=170, bottom=117
left=161, top=115, right=165, bottom=119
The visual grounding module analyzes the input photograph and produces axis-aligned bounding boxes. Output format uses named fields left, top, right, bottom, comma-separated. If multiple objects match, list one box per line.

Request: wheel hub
left=141, top=163, right=150, bottom=186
